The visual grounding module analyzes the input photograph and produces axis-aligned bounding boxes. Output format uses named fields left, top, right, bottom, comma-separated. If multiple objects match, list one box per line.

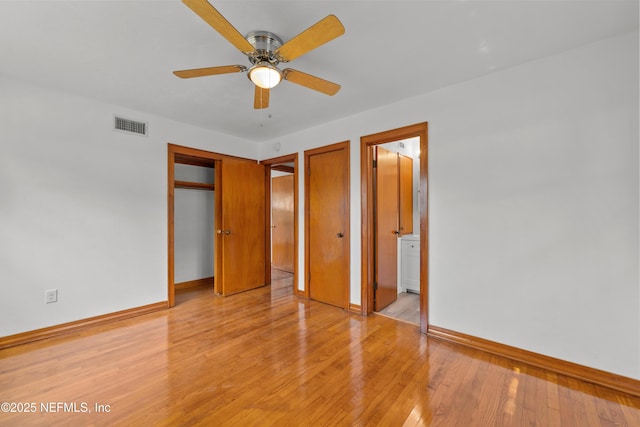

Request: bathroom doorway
left=360, top=123, right=428, bottom=332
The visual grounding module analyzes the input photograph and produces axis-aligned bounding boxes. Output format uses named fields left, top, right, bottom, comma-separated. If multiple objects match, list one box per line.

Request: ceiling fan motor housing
left=246, top=31, right=283, bottom=65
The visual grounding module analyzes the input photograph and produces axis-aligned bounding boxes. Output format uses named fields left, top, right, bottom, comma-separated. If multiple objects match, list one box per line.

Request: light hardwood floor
left=1, top=280, right=638, bottom=426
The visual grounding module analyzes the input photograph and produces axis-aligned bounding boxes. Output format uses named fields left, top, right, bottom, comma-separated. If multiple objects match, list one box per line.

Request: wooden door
left=271, top=174, right=294, bottom=273
left=307, top=144, right=349, bottom=309
left=399, top=154, right=413, bottom=235
left=217, top=158, right=267, bottom=295
left=374, top=146, right=399, bottom=311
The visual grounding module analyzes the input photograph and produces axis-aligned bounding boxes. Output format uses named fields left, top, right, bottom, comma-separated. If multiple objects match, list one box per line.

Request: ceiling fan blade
left=182, top=0, right=256, bottom=54
left=173, top=65, right=247, bottom=78
left=275, top=15, right=345, bottom=62
left=254, top=86, right=270, bottom=109
left=283, top=69, right=341, bottom=96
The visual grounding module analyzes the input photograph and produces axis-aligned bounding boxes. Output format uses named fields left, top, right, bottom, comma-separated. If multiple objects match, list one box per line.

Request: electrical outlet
left=45, top=289, right=58, bottom=304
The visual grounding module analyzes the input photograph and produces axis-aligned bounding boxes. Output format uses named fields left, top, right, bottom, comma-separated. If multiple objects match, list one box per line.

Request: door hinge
left=374, top=281, right=378, bottom=291
left=372, top=159, right=377, bottom=168
left=307, top=167, right=310, bottom=176
left=308, top=272, right=311, bottom=283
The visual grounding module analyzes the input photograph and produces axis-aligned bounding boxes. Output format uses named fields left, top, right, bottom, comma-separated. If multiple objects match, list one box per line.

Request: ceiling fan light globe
left=249, top=63, right=282, bottom=89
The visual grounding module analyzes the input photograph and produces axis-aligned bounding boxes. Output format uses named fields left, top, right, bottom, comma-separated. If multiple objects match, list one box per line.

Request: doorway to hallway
left=261, top=153, right=299, bottom=294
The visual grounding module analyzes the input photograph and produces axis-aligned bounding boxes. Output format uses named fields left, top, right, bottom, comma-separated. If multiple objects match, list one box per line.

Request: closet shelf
left=174, top=180, right=215, bottom=191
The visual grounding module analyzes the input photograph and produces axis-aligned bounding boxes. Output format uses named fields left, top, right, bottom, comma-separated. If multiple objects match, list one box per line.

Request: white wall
left=174, top=165, right=215, bottom=283
left=259, top=31, right=639, bottom=379
left=0, top=75, right=258, bottom=336
left=174, top=189, right=214, bottom=282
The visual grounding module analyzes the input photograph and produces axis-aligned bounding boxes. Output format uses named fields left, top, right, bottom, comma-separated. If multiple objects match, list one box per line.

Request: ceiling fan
left=173, top=0, right=345, bottom=109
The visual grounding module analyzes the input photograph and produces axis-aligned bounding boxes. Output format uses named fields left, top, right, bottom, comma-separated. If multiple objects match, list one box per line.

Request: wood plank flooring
left=1, top=279, right=639, bottom=426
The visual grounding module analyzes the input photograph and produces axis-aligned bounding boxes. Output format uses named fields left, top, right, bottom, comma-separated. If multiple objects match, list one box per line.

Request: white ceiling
left=0, top=1, right=637, bottom=142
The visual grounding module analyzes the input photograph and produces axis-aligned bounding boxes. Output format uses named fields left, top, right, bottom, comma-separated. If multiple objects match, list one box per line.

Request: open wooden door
left=216, top=158, right=267, bottom=295
left=271, top=174, right=295, bottom=273
left=374, top=146, right=399, bottom=311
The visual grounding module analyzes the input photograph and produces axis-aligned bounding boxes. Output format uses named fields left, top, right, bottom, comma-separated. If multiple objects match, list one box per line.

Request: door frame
left=360, top=123, right=429, bottom=332
left=168, top=143, right=265, bottom=306
left=304, top=141, right=351, bottom=308
left=260, top=153, right=299, bottom=291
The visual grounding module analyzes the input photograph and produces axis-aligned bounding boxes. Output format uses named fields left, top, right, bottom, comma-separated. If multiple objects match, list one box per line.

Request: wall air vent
left=114, top=115, right=148, bottom=136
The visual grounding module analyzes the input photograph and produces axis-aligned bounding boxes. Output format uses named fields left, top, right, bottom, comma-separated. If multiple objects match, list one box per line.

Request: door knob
left=217, top=229, right=231, bottom=235
left=394, top=230, right=400, bottom=235
left=337, top=232, right=344, bottom=238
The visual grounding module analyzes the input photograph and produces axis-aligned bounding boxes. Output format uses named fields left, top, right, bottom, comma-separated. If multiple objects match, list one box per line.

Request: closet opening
left=173, top=158, right=216, bottom=294
left=168, top=147, right=218, bottom=306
